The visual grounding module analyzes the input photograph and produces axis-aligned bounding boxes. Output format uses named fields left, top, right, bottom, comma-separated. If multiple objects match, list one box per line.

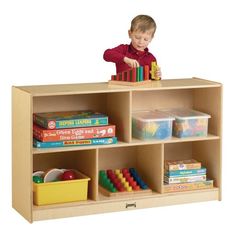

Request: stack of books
left=163, top=159, right=214, bottom=193
left=33, top=110, right=117, bottom=148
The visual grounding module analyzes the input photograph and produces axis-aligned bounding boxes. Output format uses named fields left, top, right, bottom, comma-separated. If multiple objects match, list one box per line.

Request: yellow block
left=33, top=170, right=90, bottom=206
left=151, top=61, right=161, bottom=80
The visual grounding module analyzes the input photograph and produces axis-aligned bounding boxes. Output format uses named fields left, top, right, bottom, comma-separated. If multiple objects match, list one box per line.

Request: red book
left=33, top=124, right=116, bottom=142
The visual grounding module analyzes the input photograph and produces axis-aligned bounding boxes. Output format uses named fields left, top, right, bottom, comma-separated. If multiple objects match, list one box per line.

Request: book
left=33, top=137, right=117, bottom=148
left=163, top=180, right=214, bottom=193
left=164, top=159, right=201, bottom=171
left=33, top=110, right=108, bottom=129
left=165, top=167, right=206, bottom=177
left=33, top=124, right=116, bottom=142
left=164, top=174, right=206, bottom=184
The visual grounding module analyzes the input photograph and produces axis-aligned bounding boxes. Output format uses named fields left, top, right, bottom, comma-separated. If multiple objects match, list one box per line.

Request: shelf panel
left=32, top=188, right=219, bottom=221
left=33, top=134, right=220, bottom=154
left=17, top=78, right=221, bottom=97
left=130, top=134, right=220, bottom=145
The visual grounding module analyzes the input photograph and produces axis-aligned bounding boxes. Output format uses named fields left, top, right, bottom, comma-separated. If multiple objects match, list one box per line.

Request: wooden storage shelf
left=12, top=78, right=222, bottom=222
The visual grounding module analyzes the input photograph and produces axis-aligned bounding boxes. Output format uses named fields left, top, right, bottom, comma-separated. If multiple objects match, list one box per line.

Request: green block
left=136, top=67, right=139, bottom=82
left=139, top=66, right=143, bottom=81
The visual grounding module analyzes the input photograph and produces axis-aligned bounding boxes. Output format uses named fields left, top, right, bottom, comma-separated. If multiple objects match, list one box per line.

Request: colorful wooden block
left=144, top=65, right=149, bottom=80
left=139, top=66, right=143, bottom=81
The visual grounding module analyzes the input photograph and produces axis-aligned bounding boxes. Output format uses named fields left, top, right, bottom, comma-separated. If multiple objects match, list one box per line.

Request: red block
left=126, top=70, right=130, bottom=81
left=122, top=168, right=129, bottom=174
left=144, top=65, right=149, bottom=80
left=131, top=68, right=136, bottom=82
left=121, top=71, right=125, bottom=81
left=133, top=185, right=140, bottom=191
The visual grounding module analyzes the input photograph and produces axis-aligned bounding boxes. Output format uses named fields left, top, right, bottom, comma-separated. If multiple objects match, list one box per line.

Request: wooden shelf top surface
left=14, top=78, right=221, bottom=96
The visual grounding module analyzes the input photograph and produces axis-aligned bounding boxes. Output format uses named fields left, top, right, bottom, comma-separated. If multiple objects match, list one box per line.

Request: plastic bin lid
left=132, top=110, right=175, bottom=122
left=162, top=108, right=211, bottom=120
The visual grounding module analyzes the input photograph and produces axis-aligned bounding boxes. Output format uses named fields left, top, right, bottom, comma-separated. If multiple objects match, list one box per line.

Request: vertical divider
left=137, top=144, right=164, bottom=194
left=160, top=143, right=165, bottom=194
left=95, top=148, right=99, bottom=201
left=106, top=91, right=132, bottom=143
left=129, top=91, right=132, bottom=142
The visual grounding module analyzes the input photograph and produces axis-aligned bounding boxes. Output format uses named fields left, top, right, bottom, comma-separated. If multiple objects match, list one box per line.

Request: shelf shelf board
left=130, top=134, right=220, bottom=145
left=17, top=78, right=221, bottom=97
left=33, top=134, right=220, bottom=154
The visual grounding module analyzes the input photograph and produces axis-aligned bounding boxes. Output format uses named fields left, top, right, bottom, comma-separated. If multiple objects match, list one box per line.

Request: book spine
left=33, top=124, right=116, bottom=142
left=33, top=137, right=117, bottom=148
left=163, top=180, right=214, bottom=193
left=165, top=162, right=201, bottom=171
left=165, top=168, right=206, bottom=177
left=33, top=114, right=49, bottom=129
left=55, top=117, right=108, bottom=129
left=164, top=175, right=206, bottom=184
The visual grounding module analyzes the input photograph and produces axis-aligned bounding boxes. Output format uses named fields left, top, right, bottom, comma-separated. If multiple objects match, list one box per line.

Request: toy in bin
left=132, top=110, right=174, bottom=140
left=164, top=108, right=211, bottom=138
left=32, top=168, right=90, bottom=205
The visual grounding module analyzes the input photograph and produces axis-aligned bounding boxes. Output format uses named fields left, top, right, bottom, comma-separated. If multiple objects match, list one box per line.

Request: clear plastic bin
left=132, top=110, right=174, bottom=140
left=164, top=108, right=211, bottom=138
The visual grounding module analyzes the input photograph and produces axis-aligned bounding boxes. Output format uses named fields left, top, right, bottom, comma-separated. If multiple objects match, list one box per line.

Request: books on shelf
left=33, top=124, right=116, bottom=142
left=164, top=159, right=201, bottom=171
left=33, top=137, right=118, bottom=148
left=33, top=110, right=117, bottom=148
left=164, top=159, right=213, bottom=192
left=33, top=110, right=108, bottom=129
left=164, top=174, right=206, bottom=184
left=163, top=180, right=214, bottom=193
left=165, top=167, right=206, bottom=177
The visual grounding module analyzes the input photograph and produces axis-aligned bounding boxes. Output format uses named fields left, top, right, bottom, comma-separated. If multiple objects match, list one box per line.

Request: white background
left=0, top=0, right=235, bottom=234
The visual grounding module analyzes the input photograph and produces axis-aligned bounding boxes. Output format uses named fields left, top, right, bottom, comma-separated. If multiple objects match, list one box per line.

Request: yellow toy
left=151, top=61, right=161, bottom=80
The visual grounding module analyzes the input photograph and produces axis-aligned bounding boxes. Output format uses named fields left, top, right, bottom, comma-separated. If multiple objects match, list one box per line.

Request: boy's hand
left=123, top=57, right=140, bottom=68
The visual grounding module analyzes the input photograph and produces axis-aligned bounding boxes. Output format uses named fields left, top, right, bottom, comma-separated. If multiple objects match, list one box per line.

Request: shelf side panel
left=193, top=87, right=222, bottom=200
left=12, top=87, right=33, bottom=222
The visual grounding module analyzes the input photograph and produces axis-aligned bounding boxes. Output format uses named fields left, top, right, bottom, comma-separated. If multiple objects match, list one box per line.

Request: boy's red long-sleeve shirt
left=103, top=44, right=156, bottom=74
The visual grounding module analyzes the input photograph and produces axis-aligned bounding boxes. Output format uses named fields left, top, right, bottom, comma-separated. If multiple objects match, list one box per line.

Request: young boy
left=103, top=15, right=161, bottom=80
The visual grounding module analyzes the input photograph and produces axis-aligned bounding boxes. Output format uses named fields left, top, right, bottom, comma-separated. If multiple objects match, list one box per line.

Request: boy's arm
left=103, top=44, right=127, bottom=63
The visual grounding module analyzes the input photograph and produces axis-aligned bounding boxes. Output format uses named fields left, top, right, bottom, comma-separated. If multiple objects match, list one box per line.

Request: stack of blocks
left=99, top=168, right=148, bottom=193
left=111, top=66, right=149, bottom=82
left=109, top=62, right=160, bottom=85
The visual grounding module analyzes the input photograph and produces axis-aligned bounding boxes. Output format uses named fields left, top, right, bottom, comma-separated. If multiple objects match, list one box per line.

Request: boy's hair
left=130, top=15, right=156, bottom=36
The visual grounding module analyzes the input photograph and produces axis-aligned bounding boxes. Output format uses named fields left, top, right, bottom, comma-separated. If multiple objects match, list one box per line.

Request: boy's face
left=128, top=29, right=154, bottom=51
